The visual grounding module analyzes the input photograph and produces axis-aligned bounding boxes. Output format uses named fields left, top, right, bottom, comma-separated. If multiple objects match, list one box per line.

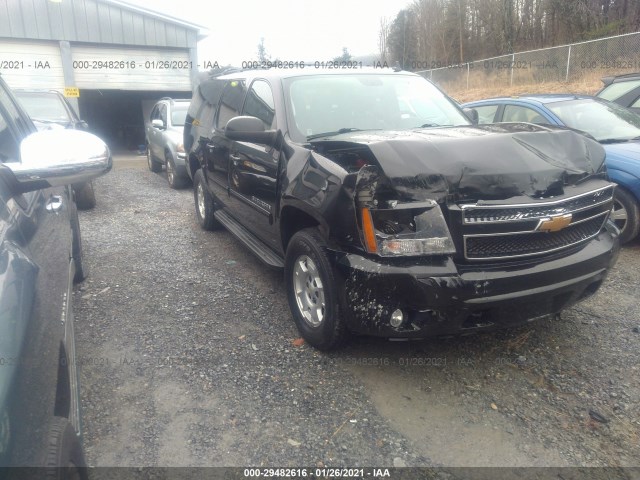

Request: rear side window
left=216, top=80, right=246, bottom=129
left=473, top=104, right=499, bottom=124
left=243, top=80, right=276, bottom=129
left=502, top=105, right=547, bottom=124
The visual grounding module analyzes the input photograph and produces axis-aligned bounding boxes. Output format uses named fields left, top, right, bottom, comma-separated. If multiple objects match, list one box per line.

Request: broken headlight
left=360, top=200, right=456, bottom=257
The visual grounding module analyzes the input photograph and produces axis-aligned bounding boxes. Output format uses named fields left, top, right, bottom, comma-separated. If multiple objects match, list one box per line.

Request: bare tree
left=378, top=17, right=390, bottom=62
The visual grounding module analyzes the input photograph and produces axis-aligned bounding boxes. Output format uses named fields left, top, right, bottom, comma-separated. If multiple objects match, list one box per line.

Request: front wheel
left=612, top=187, right=639, bottom=244
left=285, top=228, right=348, bottom=350
left=193, top=169, right=222, bottom=230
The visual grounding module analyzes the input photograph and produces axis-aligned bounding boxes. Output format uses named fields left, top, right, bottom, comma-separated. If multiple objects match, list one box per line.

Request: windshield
left=283, top=74, right=470, bottom=142
left=546, top=98, right=640, bottom=142
left=171, top=104, right=188, bottom=127
left=597, top=79, right=640, bottom=101
left=15, top=92, right=71, bottom=123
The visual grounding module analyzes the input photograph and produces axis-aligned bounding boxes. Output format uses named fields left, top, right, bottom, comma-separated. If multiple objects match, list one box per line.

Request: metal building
left=0, top=0, right=207, bottom=149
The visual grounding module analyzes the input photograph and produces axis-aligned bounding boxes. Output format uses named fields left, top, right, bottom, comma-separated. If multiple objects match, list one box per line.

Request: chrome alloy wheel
left=147, top=147, right=153, bottom=170
left=196, top=182, right=206, bottom=220
left=293, top=255, right=325, bottom=327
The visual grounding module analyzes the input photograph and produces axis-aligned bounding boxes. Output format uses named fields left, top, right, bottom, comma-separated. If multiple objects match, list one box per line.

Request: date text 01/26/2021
left=243, top=468, right=392, bottom=477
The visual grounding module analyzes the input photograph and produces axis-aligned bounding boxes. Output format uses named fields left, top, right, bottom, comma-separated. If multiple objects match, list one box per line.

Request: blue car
left=463, top=94, right=640, bottom=243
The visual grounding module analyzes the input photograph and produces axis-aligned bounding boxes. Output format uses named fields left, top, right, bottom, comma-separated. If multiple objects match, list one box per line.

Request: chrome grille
left=461, top=185, right=614, bottom=261
left=463, top=186, right=614, bottom=224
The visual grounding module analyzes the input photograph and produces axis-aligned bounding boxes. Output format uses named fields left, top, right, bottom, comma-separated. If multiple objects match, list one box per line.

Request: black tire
left=193, top=169, right=222, bottom=230
left=147, top=145, right=162, bottom=173
left=285, top=228, right=348, bottom=350
left=44, top=417, right=88, bottom=480
left=73, top=182, right=95, bottom=210
left=70, top=200, right=87, bottom=283
left=612, top=187, right=640, bottom=244
left=166, top=151, right=187, bottom=189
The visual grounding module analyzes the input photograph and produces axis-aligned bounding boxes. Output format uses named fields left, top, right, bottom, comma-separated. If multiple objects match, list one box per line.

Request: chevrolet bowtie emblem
left=537, top=214, right=572, bottom=232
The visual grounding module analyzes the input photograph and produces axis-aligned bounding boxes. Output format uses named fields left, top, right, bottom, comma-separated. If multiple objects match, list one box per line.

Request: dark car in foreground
left=596, top=72, right=640, bottom=114
left=186, top=68, right=619, bottom=350
left=0, top=76, right=111, bottom=473
left=463, top=94, right=640, bottom=243
left=14, top=89, right=98, bottom=209
left=146, top=97, right=190, bottom=188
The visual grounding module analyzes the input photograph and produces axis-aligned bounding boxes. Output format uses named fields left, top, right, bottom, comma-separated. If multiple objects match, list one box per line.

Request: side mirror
left=463, top=107, right=479, bottom=124
left=151, top=119, right=165, bottom=129
left=6, top=130, right=111, bottom=193
left=225, top=116, right=277, bottom=146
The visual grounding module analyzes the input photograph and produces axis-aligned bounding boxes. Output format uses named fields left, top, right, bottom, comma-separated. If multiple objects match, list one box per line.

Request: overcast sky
left=122, top=0, right=412, bottom=65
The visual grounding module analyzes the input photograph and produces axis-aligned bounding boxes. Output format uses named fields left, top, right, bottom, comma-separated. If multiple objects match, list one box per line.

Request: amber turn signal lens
left=361, top=207, right=378, bottom=253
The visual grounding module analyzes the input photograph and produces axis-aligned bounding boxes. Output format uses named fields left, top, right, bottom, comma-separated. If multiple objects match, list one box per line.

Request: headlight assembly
left=360, top=200, right=456, bottom=256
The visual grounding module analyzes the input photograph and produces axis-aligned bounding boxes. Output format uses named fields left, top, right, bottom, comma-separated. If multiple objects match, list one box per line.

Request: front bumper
left=333, top=224, right=620, bottom=338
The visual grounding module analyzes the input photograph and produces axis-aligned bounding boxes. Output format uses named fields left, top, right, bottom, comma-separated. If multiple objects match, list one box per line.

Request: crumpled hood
left=312, top=124, right=606, bottom=202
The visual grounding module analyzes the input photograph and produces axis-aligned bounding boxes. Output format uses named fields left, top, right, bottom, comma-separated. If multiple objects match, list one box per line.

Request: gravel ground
left=74, top=155, right=640, bottom=473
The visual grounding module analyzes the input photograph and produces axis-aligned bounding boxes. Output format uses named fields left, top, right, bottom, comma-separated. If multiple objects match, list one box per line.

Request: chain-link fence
left=418, top=31, right=640, bottom=92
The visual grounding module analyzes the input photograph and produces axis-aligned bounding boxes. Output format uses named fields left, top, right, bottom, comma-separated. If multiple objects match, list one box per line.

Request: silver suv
left=146, top=97, right=190, bottom=188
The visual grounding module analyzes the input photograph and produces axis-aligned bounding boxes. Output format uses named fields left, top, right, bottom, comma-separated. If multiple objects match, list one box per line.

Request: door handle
left=45, top=195, right=64, bottom=213
left=229, top=153, right=242, bottom=162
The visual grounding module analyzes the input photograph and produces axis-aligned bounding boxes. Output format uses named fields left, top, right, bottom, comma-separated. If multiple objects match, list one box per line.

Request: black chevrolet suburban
left=185, top=68, right=620, bottom=350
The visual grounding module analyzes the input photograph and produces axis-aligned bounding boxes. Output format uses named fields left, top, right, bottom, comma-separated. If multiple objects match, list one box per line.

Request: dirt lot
left=74, top=154, right=640, bottom=474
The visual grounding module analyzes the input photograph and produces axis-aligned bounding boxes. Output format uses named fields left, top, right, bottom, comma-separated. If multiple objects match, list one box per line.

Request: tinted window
left=473, top=104, right=499, bottom=124
left=216, top=80, right=246, bottom=129
left=159, top=104, right=167, bottom=125
left=243, top=80, right=275, bottom=128
left=502, top=105, right=547, bottom=124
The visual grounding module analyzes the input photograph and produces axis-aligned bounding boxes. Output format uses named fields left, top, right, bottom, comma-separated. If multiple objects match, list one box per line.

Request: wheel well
left=280, top=207, right=320, bottom=251
left=54, top=342, right=71, bottom=419
left=188, top=153, right=200, bottom=179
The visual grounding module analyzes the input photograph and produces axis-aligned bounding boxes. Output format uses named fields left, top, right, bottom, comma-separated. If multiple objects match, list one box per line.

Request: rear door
left=204, top=80, right=246, bottom=204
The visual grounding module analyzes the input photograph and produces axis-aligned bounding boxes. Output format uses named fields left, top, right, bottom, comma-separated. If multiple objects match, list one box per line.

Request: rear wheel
left=44, top=417, right=88, bottom=480
left=285, top=228, right=348, bottom=350
left=193, top=169, right=222, bottom=230
left=147, top=145, right=162, bottom=173
left=612, top=187, right=639, bottom=244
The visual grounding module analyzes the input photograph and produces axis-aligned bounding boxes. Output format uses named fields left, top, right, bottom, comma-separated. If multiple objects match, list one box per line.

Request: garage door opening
left=78, top=90, right=191, bottom=153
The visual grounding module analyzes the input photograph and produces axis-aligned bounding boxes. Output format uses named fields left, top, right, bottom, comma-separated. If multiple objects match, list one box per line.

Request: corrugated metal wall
left=0, top=0, right=198, bottom=48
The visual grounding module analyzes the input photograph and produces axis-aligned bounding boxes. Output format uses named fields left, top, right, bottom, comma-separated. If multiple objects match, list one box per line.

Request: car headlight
left=360, top=200, right=456, bottom=257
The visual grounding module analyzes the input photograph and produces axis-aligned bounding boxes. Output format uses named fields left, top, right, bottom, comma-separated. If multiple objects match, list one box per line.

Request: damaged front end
left=355, top=165, right=455, bottom=257
left=308, top=125, right=620, bottom=338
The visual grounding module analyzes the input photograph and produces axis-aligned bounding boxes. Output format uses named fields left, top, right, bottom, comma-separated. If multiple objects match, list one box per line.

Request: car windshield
left=171, top=104, right=188, bottom=127
left=283, top=73, right=470, bottom=142
left=546, top=98, right=640, bottom=142
left=597, top=79, right=640, bottom=101
left=15, top=92, right=71, bottom=122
